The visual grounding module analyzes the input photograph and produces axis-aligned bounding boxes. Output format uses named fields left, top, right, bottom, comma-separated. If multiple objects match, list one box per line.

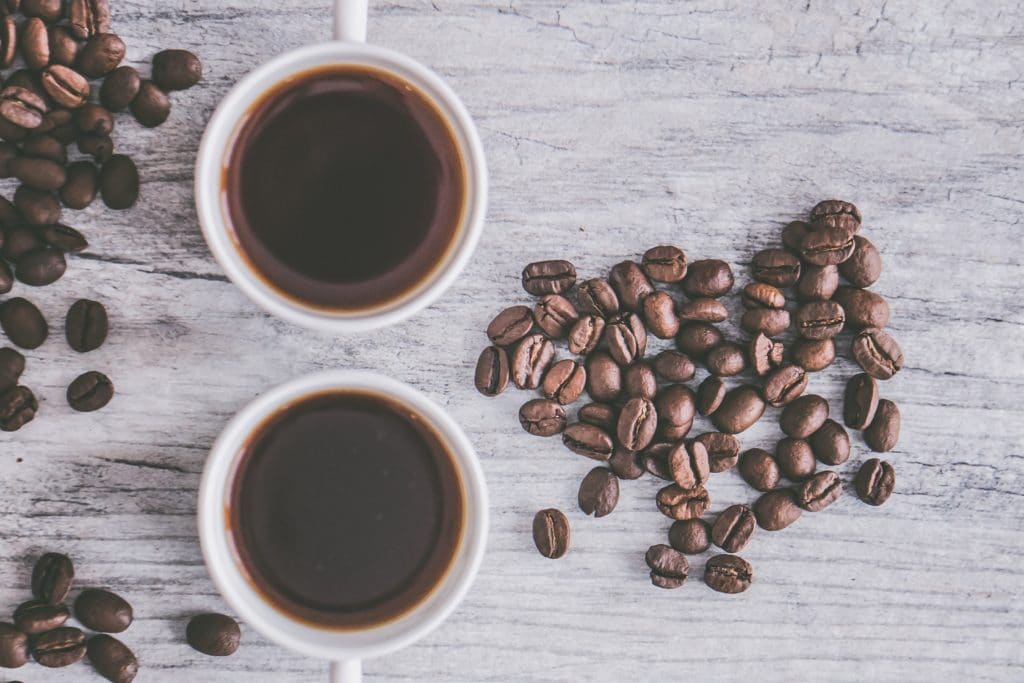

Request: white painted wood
left=0, top=0, right=1021, bottom=680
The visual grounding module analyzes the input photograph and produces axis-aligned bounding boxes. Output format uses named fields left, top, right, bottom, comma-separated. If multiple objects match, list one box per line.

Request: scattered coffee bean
left=33, top=552, right=74, bottom=604
left=749, top=332, right=784, bottom=376
left=839, top=235, right=881, bottom=287
left=152, top=48, right=202, bottom=91
left=642, top=290, right=679, bottom=338
left=13, top=599, right=69, bottom=634
left=617, top=397, right=657, bottom=451
left=704, top=554, right=752, bottom=594
left=641, top=245, right=687, bottom=282
left=843, top=372, right=878, bottom=430
left=186, top=613, right=241, bottom=657
left=705, top=341, right=747, bottom=377
left=641, top=441, right=674, bottom=480
left=0, top=385, right=37, bottom=430
left=682, top=258, right=733, bottom=298
left=567, top=314, right=604, bottom=354
left=0, top=347, right=25, bottom=391
left=0, top=85, right=46, bottom=129
left=518, top=398, right=566, bottom=436
left=32, top=626, right=86, bottom=667
left=561, top=422, right=613, bottom=460
left=578, top=467, right=619, bottom=517
left=711, top=385, right=765, bottom=434
left=575, top=277, right=618, bottom=317
left=739, top=307, right=790, bottom=337
left=67, top=370, right=114, bottom=411
left=86, top=634, right=138, bottom=683
left=741, top=282, right=785, bottom=309
left=677, top=297, right=727, bottom=323
left=69, top=0, right=111, bottom=40
left=22, top=133, right=67, bottom=163
left=791, top=337, right=835, bottom=372
left=15, top=184, right=62, bottom=224
left=49, top=25, right=80, bottom=66
left=605, top=312, right=646, bottom=365
left=762, top=364, right=808, bottom=407
left=60, top=160, right=100, bottom=209
left=474, top=346, right=509, bottom=397
left=675, top=321, right=723, bottom=358
left=855, top=458, right=895, bottom=506
left=76, top=103, right=115, bottom=137
left=99, top=154, right=139, bottom=209
left=1, top=297, right=47, bottom=349
left=696, top=375, right=726, bottom=416
left=652, top=349, right=695, bottom=382
left=41, top=65, right=89, bottom=108
left=608, top=445, right=643, bottom=480
left=532, top=509, right=569, bottom=559
left=794, top=300, right=845, bottom=340
left=695, top=431, right=741, bottom=473
left=585, top=350, right=621, bottom=402
left=796, top=470, right=842, bottom=511
left=486, top=305, right=533, bottom=346
left=645, top=544, right=689, bottom=589
left=75, top=589, right=132, bottom=633
left=656, top=483, right=710, bottom=520
left=78, top=132, right=113, bottom=162
left=852, top=327, right=904, bottom=380
left=534, top=294, right=577, bottom=338
left=800, top=225, right=855, bottom=265
left=750, top=248, right=800, bottom=287
left=77, top=32, right=125, bottom=78
left=19, top=17, right=48, bottom=70
left=578, top=402, right=617, bottom=432
left=739, top=448, right=780, bottom=491
left=668, top=440, right=709, bottom=489
left=16, top=247, right=66, bottom=285
left=541, top=358, right=586, bottom=405
left=510, top=333, right=554, bottom=390
left=99, top=64, right=140, bottom=112
left=779, top=394, right=828, bottom=439
left=522, top=260, right=576, bottom=296
left=0, top=622, right=29, bottom=668
left=864, top=398, right=900, bottom=452
left=753, top=489, right=802, bottom=530
left=808, top=419, right=851, bottom=465
left=775, top=438, right=816, bottom=481
left=712, top=504, right=756, bottom=553
left=653, top=383, right=695, bottom=440
left=622, top=361, right=656, bottom=399
left=833, top=285, right=889, bottom=330
left=2, top=226, right=44, bottom=261
left=668, top=518, right=711, bottom=554
left=795, top=264, right=839, bottom=301
left=781, top=219, right=813, bottom=251
left=810, top=199, right=861, bottom=232
left=608, top=260, right=653, bottom=311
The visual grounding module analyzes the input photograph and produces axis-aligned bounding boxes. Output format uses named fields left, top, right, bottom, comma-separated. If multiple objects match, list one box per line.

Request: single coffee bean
left=623, top=361, right=656, bottom=399
left=585, top=350, right=621, bottom=402
left=642, top=441, right=674, bottom=480
left=739, top=448, right=780, bottom=492
left=706, top=341, right=747, bottom=377
left=642, top=290, right=679, bottom=338
left=696, top=375, right=726, bottom=416
left=779, top=394, right=829, bottom=439
left=668, top=440, right=710, bottom=489
left=682, top=258, right=733, bottom=298
left=852, top=328, right=904, bottom=380
left=808, top=419, right=851, bottom=465
left=677, top=297, right=728, bottom=324
left=522, top=259, right=575, bottom=295
left=15, top=185, right=61, bottom=224
left=753, top=489, right=802, bottom=530
left=0, top=385, right=37, bottom=430
left=186, top=613, right=241, bottom=657
left=855, top=458, right=895, bottom=506
left=75, top=103, right=115, bottom=136
left=16, top=248, right=66, bottom=286
left=75, top=589, right=133, bottom=633
left=33, top=626, right=86, bottom=667
left=0, top=622, right=29, bottom=668
left=534, top=294, right=577, bottom=339
left=78, top=133, right=113, bottom=162
left=668, top=518, right=711, bottom=554
left=0, top=86, right=46, bottom=129
left=49, top=25, right=80, bottom=66
left=704, top=554, right=752, bottom=594
left=796, top=264, right=839, bottom=301
left=0, top=260, right=11, bottom=294
left=20, top=18, right=48, bottom=70
left=579, top=402, right=617, bottom=432
left=41, top=224, right=88, bottom=252
left=13, top=600, right=69, bottom=634
left=711, top=385, right=765, bottom=434
left=750, top=248, right=801, bottom=287
left=800, top=225, right=855, bottom=266
left=810, top=199, right=861, bottom=232
left=864, top=399, right=900, bottom=452
left=152, top=48, right=202, bottom=91
left=834, top=285, right=890, bottom=329
left=22, top=133, right=67, bottom=163
left=1, top=297, right=48, bottom=349
left=605, top=312, right=646, bottom=365
left=653, top=349, right=695, bottom=383
left=41, top=65, right=89, bottom=108
left=2, top=226, right=44, bottom=262
left=654, top=384, right=695, bottom=440
left=518, top=398, right=566, bottom=436
left=575, top=277, right=618, bottom=317
left=775, top=438, right=817, bottom=481
left=695, top=431, right=741, bottom=473
left=617, top=397, right=657, bottom=452
left=99, top=154, right=139, bottom=209
left=762, top=364, right=808, bottom=407
left=794, top=300, right=845, bottom=340
left=675, top=321, right=723, bottom=358
left=510, top=333, right=554, bottom=389
left=77, top=33, right=125, bottom=78
left=608, top=445, right=643, bottom=480
left=578, top=467, right=619, bottom=517
left=99, top=65, right=140, bottom=112
left=843, top=373, right=878, bottom=430
left=645, top=544, right=689, bottom=589
left=839, top=235, right=882, bottom=287
left=67, top=370, right=114, bottom=412
left=22, top=0, right=63, bottom=21
left=486, top=305, right=533, bottom=346
left=541, top=358, right=586, bottom=405
left=561, top=422, right=614, bottom=460
left=741, top=282, right=785, bottom=309
left=86, top=634, right=138, bottom=683
left=0, top=15, right=13, bottom=69
left=740, top=307, right=791, bottom=337
left=474, top=346, right=508, bottom=397
left=656, top=484, right=711, bottom=521
left=712, top=504, right=756, bottom=553
left=0, top=347, right=25, bottom=392
left=567, top=314, right=604, bottom=354
left=69, top=0, right=111, bottom=40
left=60, top=160, right=100, bottom=209
left=608, top=260, right=654, bottom=311
left=792, top=337, right=835, bottom=372
left=641, top=245, right=687, bottom=282
left=749, top=332, right=784, bottom=376
left=796, top=470, right=841, bottom=511
left=782, top=219, right=813, bottom=252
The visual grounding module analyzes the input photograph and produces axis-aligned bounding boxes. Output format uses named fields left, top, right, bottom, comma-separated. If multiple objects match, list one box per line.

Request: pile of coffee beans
left=0, top=1, right=203, bottom=430
left=475, top=199, right=902, bottom=593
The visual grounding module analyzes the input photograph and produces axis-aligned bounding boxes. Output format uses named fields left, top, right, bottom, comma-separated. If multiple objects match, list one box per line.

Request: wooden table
left=1, top=0, right=1021, bottom=680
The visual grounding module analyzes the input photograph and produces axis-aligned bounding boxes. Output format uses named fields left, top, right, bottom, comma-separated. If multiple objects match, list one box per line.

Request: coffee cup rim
left=195, top=42, right=488, bottom=332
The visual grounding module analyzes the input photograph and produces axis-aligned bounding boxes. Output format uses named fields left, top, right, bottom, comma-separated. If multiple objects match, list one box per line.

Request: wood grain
left=0, top=0, right=1021, bottom=680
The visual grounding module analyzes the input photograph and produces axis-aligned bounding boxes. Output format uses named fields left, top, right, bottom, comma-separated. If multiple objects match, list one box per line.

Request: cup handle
left=330, top=660, right=362, bottom=682
left=334, top=0, right=368, bottom=42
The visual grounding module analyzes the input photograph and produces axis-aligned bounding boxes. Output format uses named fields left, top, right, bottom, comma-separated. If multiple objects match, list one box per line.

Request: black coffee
left=225, top=66, right=466, bottom=310
left=230, top=391, right=465, bottom=629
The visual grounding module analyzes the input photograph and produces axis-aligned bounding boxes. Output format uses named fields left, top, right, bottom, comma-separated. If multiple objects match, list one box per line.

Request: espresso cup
left=198, top=370, right=488, bottom=682
left=195, top=0, right=487, bottom=332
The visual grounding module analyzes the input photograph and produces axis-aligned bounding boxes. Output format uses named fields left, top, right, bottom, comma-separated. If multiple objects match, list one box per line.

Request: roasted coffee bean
left=0, top=260, right=11, bottom=294
left=77, top=33, right=125, bottom=78
left=762, top=364, right=808, bottom=407
left=608, top=445, right=643, bottom=480
left=796, top=264, right=839, bottom=301
left=67, top=370, right=114, bottom=411
left=855, top=458, right=895, bottom=506
left=808, top=419, right=850, bottom=465
left=0, top=622, right=29, bottom=668
left=839, top=235, right=882, bottom=287
left=740, top=307, right=790, bottom=337
left=712, top=504, right=756, bottom=553
left=33, top=626, right=86, bottom=667
left=864, top=399, right=900, bottom=452
left=706, top=341, right=747, bottom=377
left=605, top=312, right=646, bottom=365
left=792, top=337, right=835, bottom=372
left=152, top=48, right=202, bottom=91
left=843, top=373, right=878, bottom=430
left=668, top=440, right=709, bottom=489
left=130, top=80, right=173, bottom=127
left=696, top=375, right=725, bottom=416
left=641, top=441, right=674, bottom=480
left=69, top=0, right=111, bottom=40
left=474, top=346, right=508, bottom=397
left=15, top=185, right=61, bottom=225
left=510, top=333, right=553, bottom=390
left=13, top=600, right=69, bottom=634
left=585, top=350, right=621, bottom=402
left=668, top=518, right=711, bottom=554
left=11, top=156, right=66, bottom=190
left=653, top=349, right=695, bottom=382
left=682, top=259, right=733, bottom=298
left=617, top=397, right=657, bottom=451
left=186, top=613, right=241, bottom=656
left=641, top=245, right=687, bottom=282
left=486, top=305, right=533, bottom=346
left=78, top=133, right=113, bottom=162
left=753, top=489, right=802, bottom=530
left=36, top=105, right=73, bottom=134
left=578, top=402, right=617, bottom=432
left=775, top=438, right=816, bottom=481
left=16, top=247, right=66, bottom=285
left=522, top=259, right=575, bottom=295
left=739, top=448, right=780, bottom=491
left=749, top=332, right=784, bottom=376
left=852, top=328, right=904, bottom=380
left=810, top=199, right=861, bottom=232
left=1, top=297, right=48, bottom=349
left=711, top=385, right=765, bottom=434
left=0, top=385, right=36, bottom=430
left=75, top=103, right=115, bottom=136
left=99, top=65, right=140, bottom=112
left=534, top=294, right=577, bottom=339
left=86, top=634, right=138, bottom=683
left=794, top=300, right=845, bottom=340
left=23, top=0, right=63, bottom=21
left=41, top=224, right=88, bottom=252
left=834, top=286, right=890, bottom=329
left=741, top=282, right=785, bottom=309
left=75, top=589, right=132, bottom=633
left=0, top=347, right=25, bottom=391
left=677, top=297, right=727, bottom=324
left=2, top=226, right=45, bottom=262
left=654, top=384, right=695, bottom=440
left=567, top=314, right=604, bottom=354
left=0, top=86, right=46, bottom=129
left=541, top=359, right=586, bottom=405
left=0, top=15, right=13, bottom=69
left=796, top=470, right=841, bottom=511
left=23, top=134, right=67, bottom=163
left=576, top=277, right=618, bottom=317
left=782, top=219, right=813, bottom=252
left=60, top=160, right=100, bottom=209
left=623, top=361, right=656, bottom=399
left=20, top=18, right=48, bottom=70
left=518, top=398, right=566, bottom=436
left=561, top=422, right=614, bottom=460
left=800, top=225, right=855, bottom=266
left=675, top=321, right=723, bottom=358
left=41, top=65, right=89, bottom=108
left=779, top=394, right=828, bottom=439
left=49, top=25, right=80, bottom=66
left=578, top=467, right=619, bottom=517
left=608, top=260, right=654, bottom=311
left=750, top=248, right=800, bottom=287
left=704, top=554, right=752, bottom=594
left=645, top=544, right=689, bottom=589
left=695, top=431, right=741, bottom=473
left=99, top=154, right=139, bottom=209
left=642, top=290, right=679, bottom=338
left=656, top=483, right=710, bottom=520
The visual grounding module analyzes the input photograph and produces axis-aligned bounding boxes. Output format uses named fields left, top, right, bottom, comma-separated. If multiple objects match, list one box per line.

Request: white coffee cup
left=195, top=0, right=487, bottom=332
left=198, top=370, right=488, bottom=682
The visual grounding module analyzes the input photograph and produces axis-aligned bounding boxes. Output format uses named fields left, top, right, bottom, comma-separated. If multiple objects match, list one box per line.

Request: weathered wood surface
left=0, top=0, right=1021, bottom=680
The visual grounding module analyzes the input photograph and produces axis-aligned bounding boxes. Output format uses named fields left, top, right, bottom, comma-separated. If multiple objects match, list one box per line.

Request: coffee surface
left=225, top=66, right=466, bottom=310
left=231, top=391, right=464, bottom=629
